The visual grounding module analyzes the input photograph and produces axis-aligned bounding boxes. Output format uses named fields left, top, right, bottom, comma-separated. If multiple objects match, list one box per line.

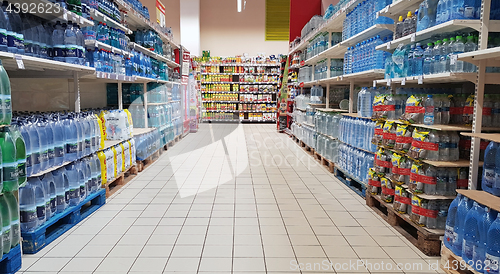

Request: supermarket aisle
left=20, top=124, right=442, bottom=274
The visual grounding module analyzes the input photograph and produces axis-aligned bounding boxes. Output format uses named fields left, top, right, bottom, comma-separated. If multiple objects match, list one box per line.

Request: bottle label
left=32, top=152, right=40, bottom=165
left=39, top=151, right=48, bottom=163
left=67, top=143, right=78, bottom=154
left=97, top=174, right=102, bottom=185
left=20, top=209, right=36, bottom=223
left=85, top=139, right=91, bottom=149
left=485, top=168, right=495, bottom=187
left=4, top=97, right=11, bottom=116
left=48, top=148, right=55, bottom=160
left=462, top=239, right=474, bottom=259
left=485, top=253, right=500, bottom=274
left=17, top=162, right=26, bottom=179
left=56, top=195, right=65, bottom=208
left=2, top=227, right=10, bottom=243
left=87, top=180, right=92, bottom=192
left=40, top=46, right=48, bottom=57
left=3, top=164, right=17, bottom=182
left=50, top=198, right=56, bottom=213
left=36, top=205, right=45, bottom=219
left=53, top=45, right=65, bottom=58
left=439, top=143, right=449, bottom=149
left=55, top=146, right=64, bottom=158
left=65, top=46, right=78, bottom=58
left=483, top=108, right=493, bottom=116
left=25, top=154, right=32, bottom=168
left=69, top=188, right=79, bottom=200
left=80, top=185, right=86, bottom=198
left=445, top=225, right=454, bottom=243
left=0, top=29, right=7, bottom=47
left=65, top=190, right=70, bottom=204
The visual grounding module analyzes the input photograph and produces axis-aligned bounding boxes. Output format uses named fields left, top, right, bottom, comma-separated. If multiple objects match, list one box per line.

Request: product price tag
left=72, top=13, right=77, bottom=22
left=376, top=11, right=380, bottom=19
left=373, top=80, right=377, bottom=87
left=384, top=6, right=389, bottom=13
left=14, top=54, right=24, bottom=70
left=103, top=16, right=107, bottom=22
left=411, top=33, right=416, bottom=42
left=401, top=77, right=406, bottom=85
left=80, top=17, right=84, bottom=25
left=450, top=54, right=458, bottom=65
left=118, top=75, right=125, bottom=81
left=107, top=73, right=111, bottom=79
left=387, top=42, right=391, bottom=50
left=387, top=78, right=391, bottom=86
left=63, top=12, right=68, bottom=21
left=418, top=75, right=423, bottom=84
left=340, top=75, right=344, bottom=81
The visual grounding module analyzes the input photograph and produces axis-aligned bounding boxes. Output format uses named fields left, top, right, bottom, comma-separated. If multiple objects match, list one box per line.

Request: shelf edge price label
left=300, top=61, right=305, bottom=66
left=410, top=33, right=416, bottom=42
left=387, top=78, right=391, bottom=86
left=80, top=17, right=84, bottom=25
left=299, top=82, right=304, bottom=88
left=376, top=11, right=379, bottom=19
left=387, top=42, right=391, bottom=50
left=63, top=12, right=68, bottom=21
left=401, top=77, right=406, bottom=85
left=373, top=80, right=377, bottom=87
left=450, top=54, right=458, bottom=65
left=14, top=54, right=24, bottom=70
left=418, top=75, right=423, bottom=84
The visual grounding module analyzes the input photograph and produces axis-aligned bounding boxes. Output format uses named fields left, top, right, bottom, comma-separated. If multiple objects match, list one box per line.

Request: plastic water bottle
left=413, top=43, right=424, bottom=76
left=64, top=22, right=78, bottom=64
left=452, top=36, right=465, bottom=72
left=423, top=43, right=434, bottom=75
left=10, top=124, right=26, bottom=187
left=41, top=173, right=56, bottom=220
left=462, top=202, right=483, bottom=262
left=485, top=142, right=499, bottom=194
left=432, top=40, right=443, bottom=73
left=64, top=115, right=78, bottom=162
left=65, top=163, right=80, bottom=206
left=73, top=23, right=85, bottom=65
left=52, top=21, right=65, bottom=62
left=485, top=214, right=500, bottom=274
left=424, top=95, right=435, bottom=125
left=453, top=196, right=474, bottom=256
left=4, top=192, right=19, bottom=248
left=52, top=115, right=65, bottom=166
left=19, top=181, right=36, bottom=232
left=474, top=206, right=497, bottom=271
left=0, top=194, right=10, bottom=254
left=0, top=127, right=16, bottom=192
left=444, top=194, right=461, bottom=249
left=29, top=176, right=46, bottom=228
left=52, top=169, right=67, bottom=213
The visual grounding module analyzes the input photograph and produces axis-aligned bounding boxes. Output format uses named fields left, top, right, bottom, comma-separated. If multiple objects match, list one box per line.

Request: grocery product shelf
left=458, top=46, right=500, bottom=67
left=201, top=81, right=279, bottom=84
left=456, top=189, right=500, bottom=213
left=132, top=127, right=157, bottom=136
left=288, top=4, right=347, bottom=54
left=202, top=91, right=240, bottom=93
left=316, top=108, right=348, bottom=112
left=377, top=0, right=425, bottom=20
left=84, top=40, right=133, bottom=58
left=461, top=132, right=500, bottom=142
left=388, top=119, right=500, bottom=131
left=0, top=52, right=95, bottom=77
left=421, top=159, right=481, bottom=168
left=114, top=0, right=179, bottom=49
left=130, top=42, right=178, bottom=66
left=302, top=69, right=385, bottom=87
left=89, top=8, right=132, bottom=34
left=303, top=43, right=347, bottom=66
left=401, top=184, right=457, bottom=200
left=338, top=139, right=376, bottom=154
left=201, top=63, right=280, bottom=67
left=375, top=72, right=500, bottom=85
left=202, top=119, right=240, bottom=122
left=342, top=113, right=362, bottom=118
left=376, top=20, right=500, bottom=52
left=9, top=0, right=94, bottom=27
left=289, top=64, right=301, bottom=69
left=202, top=100, right=239, bottom=103
left=201, top=73, right=280, bottom=76
left=341, top=24, right=394, bottom=47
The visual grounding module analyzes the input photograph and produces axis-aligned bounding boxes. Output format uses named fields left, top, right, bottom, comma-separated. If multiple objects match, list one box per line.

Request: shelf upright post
left=468, top=0, right=492, bottom=189
left=118, top=81, right=123, bottom=110
left=326, top=83, right=330, bottom=109
left=74, top=71, right=81, bottom=113
left=143, top=82, right=148, bottom=128
left=349, top=80, right=354, bottom=113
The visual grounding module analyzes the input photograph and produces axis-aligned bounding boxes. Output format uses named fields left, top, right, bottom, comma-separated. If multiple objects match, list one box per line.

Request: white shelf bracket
left=326, top=83, right=330, bottom=109
left=349, top=80, right=354, bottom=113
left=74, top=71, right=81, bottom=113
left=118, top=81, right=123, bottom=110
left=143, top=82, right=148, bottom=128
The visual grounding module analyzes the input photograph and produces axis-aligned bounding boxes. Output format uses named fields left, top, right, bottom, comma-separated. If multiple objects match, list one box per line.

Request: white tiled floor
left=19, top=124, right=444, bottom=273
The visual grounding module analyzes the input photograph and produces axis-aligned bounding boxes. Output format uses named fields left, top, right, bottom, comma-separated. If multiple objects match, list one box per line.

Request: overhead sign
left=156, top=0, right=165, bottom=27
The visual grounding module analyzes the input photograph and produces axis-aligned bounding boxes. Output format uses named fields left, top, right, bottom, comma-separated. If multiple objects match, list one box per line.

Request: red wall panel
left=289, top=0, right=322, bottom=42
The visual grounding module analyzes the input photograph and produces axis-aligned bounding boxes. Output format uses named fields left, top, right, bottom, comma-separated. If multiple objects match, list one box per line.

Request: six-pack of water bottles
left=344, top=35, right=392, bottom=74
left=342, top=0, right=393, bottom=41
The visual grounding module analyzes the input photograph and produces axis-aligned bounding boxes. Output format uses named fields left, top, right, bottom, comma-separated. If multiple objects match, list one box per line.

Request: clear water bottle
left=424, top=94, right=435, bottom=125
left=4, top=192, right=19, bottom=248
left=0, top=194, right=10, bottom=254
left=41, top=172, right=56, bottom=221
left=65, top=162, right=80, bottom=206
left=423, top=43, right=433, bottom=75
left=29, top=176, right=46, bottom=228
left=452, top=196, right=474, bottom=256
left=52, top=168, right=67, bottom=213
left=52, top=21, right=65, bottom=62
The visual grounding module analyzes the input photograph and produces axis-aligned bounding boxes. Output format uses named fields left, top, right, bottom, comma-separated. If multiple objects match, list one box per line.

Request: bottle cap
left=450, top=37, right=455, bottom=41
left=416, top=43, right=421, bottom=47
left=407, top=11, right=412, bottom=18
left=427, top=43, right=433, bottom=47
left=427, top=94, right=433, bottom=98
left=436, top=40, right=442, bottom=44
left=456, top=36, right=463, bottom=40
left=399, top=16, right=403, bottom=22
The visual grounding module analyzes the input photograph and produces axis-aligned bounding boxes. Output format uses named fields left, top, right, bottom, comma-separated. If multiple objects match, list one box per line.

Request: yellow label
left=111, top=147, right=118, bottom=178
left=97, top=151, right=107, bottom=185
left=120, top=143, right=126, bottom=171
left=96, top=113, right=105, bottom=148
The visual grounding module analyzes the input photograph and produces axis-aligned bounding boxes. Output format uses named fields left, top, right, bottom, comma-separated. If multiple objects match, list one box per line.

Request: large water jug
left=64, top=115, right=78, bottom=162
left=52, top=115, right=65, bottom=166
left=28, top=177, right=46, bottom=228
left=52, top=169, right=67, bottom=213
left=485, top=214, right=500, bottom=274
left=486, top=142, right=499, bottom=195
left=41, top=173, right=56, bottom=221
left=76, top=160, right=87, bottom=202
left=4, top=192, right=19, bottom=248
left=0, top=194, right=10, bottom=254
left=474, top=206, right=497, bottom=271
left=462, top=202, right=483, bottom=262
left=444, top=194, right=461, bottom=249
left=19, top=179, right=35, bottom=232
left=453, top=196, right=474, bottom=256
left=65, top=163, right=80, bottom=206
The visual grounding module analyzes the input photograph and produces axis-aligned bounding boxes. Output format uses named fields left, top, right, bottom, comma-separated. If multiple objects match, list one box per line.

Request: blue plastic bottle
left=65, top=163, right=80, bottom=206
left=41, top=173, right=56, bottom=221
left=445, top=194, right=461, bottom=249
left=64, top=115, right=78, bottom=162
left=28, top=177, right=46, bottom=228
left=52, top=21, right=65, bottom=62
left=485, top=214, right=500, bottom=274
left=462, top=202, right=483, bottom=263
left=474, top=206, right=497, bottom=272
left=488, top=142, right=500, bottom=195
left=413, top=43, right=424, bottom=76
left=453, top=196, right=474, bottom=256
left=19, top=181, right=36, bottom=232
left=51, top=169, right=67, bottom=213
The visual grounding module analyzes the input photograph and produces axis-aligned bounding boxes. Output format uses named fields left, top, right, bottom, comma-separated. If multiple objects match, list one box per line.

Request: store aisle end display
left=194, top=56, right=280, bottom=122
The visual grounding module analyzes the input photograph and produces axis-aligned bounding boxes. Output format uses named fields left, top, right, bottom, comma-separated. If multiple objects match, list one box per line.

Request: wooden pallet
left=21, top=189, right=106, bottom=254
left=440, top=245, right=480, bottom=274
left=299, top=140, right=315, bottom=155
left=102, top=165, right=138, bottom=198
left=136, top=149, right=161, bottom=172
left=313, top=151, right=335, bottom=173
left=0, top=245, right=21, bottom=274
left=365, top=192, right=444, bottom=256
left=334, top=166, right=366, bottom=198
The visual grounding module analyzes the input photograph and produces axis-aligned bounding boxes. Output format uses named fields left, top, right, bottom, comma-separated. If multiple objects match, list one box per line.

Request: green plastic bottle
left=4, top=192, right=19, bottom=248
left=0, top=60, right=11, bottom=125
left=0, top=194, right=11, bottom=254
left=0, top=128, right=17, bottom=192
left=10, top=126, right=26, bottom=188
